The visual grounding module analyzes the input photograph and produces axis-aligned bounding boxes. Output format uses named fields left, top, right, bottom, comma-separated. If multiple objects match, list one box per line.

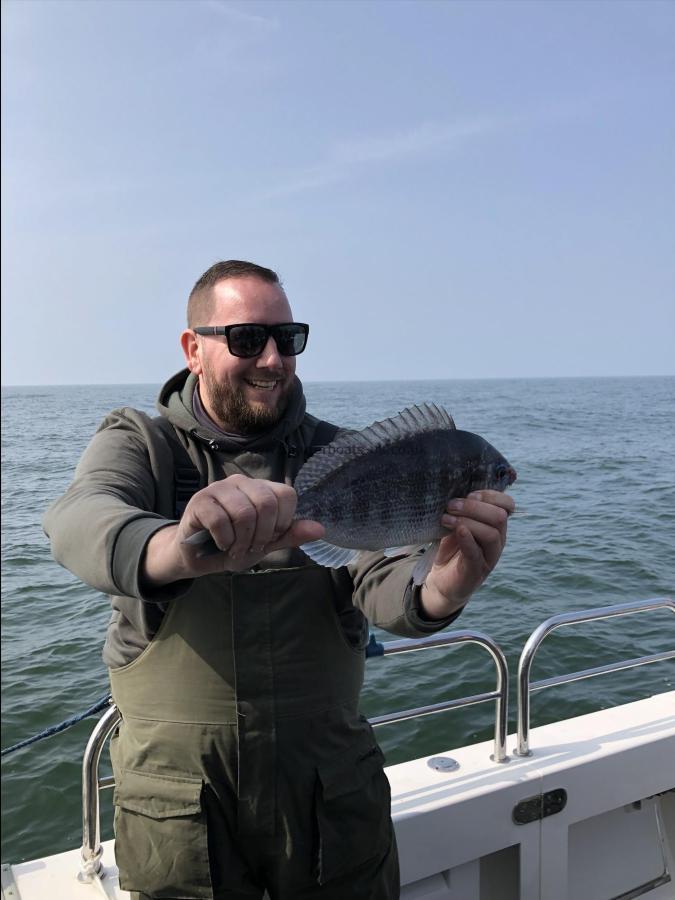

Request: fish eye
left=496, top=464, right=508, bottom=479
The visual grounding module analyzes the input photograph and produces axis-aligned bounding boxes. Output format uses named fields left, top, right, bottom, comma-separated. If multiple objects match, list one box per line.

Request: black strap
left=173, top=465, right=201, bottom=518
left=153, top=417, right=202, bottom=519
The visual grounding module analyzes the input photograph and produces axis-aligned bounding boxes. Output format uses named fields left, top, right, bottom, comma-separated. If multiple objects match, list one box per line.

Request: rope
left=2, top=631, right=383, bottom=756
left=1, top=694, right=112, bottom=758
left=2, top=628, right=381, bottom=757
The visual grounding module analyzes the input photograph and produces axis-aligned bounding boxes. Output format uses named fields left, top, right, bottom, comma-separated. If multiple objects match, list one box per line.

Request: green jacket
left=43, top=370, right=459, bottom=668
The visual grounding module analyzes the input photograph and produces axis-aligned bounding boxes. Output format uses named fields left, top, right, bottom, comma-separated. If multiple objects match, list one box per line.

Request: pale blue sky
left=2, top=0, right=674, bottom=385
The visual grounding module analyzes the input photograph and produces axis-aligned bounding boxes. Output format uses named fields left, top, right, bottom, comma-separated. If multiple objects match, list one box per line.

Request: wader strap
left=152, top=417, right=204, bottom=518
left=173, top=466, right=202, bottom=517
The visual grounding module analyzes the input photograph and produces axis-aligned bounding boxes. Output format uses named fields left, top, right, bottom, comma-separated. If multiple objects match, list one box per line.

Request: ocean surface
left=1, top=376, right=674, bottom=865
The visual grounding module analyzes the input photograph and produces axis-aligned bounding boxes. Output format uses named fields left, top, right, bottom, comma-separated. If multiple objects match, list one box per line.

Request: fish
left=294, top=403, right=516, bottom=583
left=183, top=403, right=517, bottom=584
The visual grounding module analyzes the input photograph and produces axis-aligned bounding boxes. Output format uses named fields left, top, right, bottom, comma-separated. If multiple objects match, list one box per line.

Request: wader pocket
left=315, top=746, right=391, bottom=884
left=113, top=769, right=212, bottom=900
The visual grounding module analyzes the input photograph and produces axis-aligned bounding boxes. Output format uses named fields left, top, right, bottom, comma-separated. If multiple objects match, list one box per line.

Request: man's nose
left=257, top=336, right=283, bottom=368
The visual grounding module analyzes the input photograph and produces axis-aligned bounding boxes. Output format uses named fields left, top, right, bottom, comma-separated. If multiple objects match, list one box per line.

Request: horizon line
left=2, top=373, right=674, bottom=389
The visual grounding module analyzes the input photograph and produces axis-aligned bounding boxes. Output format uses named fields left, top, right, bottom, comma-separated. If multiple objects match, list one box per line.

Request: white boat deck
left=391, top=690, right=675, bottom=899
left=4, top=690, right=674, bottom=900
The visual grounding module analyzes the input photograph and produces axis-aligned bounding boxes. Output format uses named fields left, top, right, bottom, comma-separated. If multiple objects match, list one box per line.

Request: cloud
left=263, top=114, right=511, bottom=198
left=330, top=117, right=502, bottom=165
left=201, top=0, right=279, bottom=30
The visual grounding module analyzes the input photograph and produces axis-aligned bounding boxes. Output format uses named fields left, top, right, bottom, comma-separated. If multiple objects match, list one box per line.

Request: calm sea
left=1, top=377, right=674, bottom=865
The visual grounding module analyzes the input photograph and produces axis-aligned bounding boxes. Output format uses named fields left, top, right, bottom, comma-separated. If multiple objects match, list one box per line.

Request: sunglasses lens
left=228, top=325, right=268, bottom=358
left=226, top=324, right=308, bottom=357
left=274, top=324, right=307, bottom=356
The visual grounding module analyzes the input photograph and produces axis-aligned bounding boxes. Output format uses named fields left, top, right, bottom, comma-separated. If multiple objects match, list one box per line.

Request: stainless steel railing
left=515, top=597, right=675, bottom=757
left=79, top=702, right=121, bottom=882
left=366, top=630, right=510, bottom=763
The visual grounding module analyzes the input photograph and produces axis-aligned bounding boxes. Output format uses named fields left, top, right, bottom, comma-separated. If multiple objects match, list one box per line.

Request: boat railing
left=77, top=628, right=509, bottom=881
left=515, top=596, right=675, bottom=757
left=365, top=630, right=509, bottom=764
left=79, top=702, right=120, bottom=882
left=78, top=601, right=674, bottom=881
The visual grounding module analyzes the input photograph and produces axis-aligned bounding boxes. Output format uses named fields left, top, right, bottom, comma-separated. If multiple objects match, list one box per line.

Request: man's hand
left=142, top=474, right=324, bottom=588
left=420, top=490, right=515, bottom=619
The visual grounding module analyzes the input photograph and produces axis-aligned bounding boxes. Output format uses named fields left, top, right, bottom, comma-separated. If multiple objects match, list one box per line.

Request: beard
left=201, top=361, right=293, bottom=435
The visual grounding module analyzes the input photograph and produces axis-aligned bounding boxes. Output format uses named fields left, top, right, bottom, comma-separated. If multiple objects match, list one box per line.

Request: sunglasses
left=193, top=322, right=309, bottom=358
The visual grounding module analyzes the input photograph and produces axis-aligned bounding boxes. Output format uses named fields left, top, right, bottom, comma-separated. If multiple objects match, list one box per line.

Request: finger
left=443, top=518, right=505, bottom=570
left=181, top=531, right=225, bottom=559
left=467, top=490, right=516, bottom=515
left=181, top=528, right=215, bottom=547
left=267, top=519, right=325, bottom=552
left=224, top=487, right=260, bottom=559
left=444, top=497, right=509, bottom=532
left=234, top=481, right=281, bottom=552
left=269, top=484, right=298, bottom=539
left=182, top=500, right=235, bottom=555
left=433, top=529, right=461, bottom=568
left=452, top=524, right=484, bottom=568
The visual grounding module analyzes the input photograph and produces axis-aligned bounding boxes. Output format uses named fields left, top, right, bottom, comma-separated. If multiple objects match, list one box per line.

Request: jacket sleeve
left=348, top=549, right=464, bottom=638
left=42, top=409, right=191, bottom=602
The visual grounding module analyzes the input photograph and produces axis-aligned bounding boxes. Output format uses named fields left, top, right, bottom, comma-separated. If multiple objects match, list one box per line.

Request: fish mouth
left=495, top=463, right=517, bottom=489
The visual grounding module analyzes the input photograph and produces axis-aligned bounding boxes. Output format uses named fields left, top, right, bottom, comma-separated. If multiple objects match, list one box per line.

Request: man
left=44, top=260, right=514, bottom=900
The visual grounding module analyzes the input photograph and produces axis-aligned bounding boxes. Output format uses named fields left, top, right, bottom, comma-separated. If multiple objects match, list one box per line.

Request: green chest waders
left=109, top=566, right=399, bottom=900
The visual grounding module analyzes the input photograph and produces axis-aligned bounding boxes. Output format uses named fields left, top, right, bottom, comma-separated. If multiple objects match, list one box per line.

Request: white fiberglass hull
left=4, top=691, right=674, bottom=900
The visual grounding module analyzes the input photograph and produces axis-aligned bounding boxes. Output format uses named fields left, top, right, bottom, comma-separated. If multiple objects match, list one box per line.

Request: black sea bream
left=296, top=403, right=516, bottom=583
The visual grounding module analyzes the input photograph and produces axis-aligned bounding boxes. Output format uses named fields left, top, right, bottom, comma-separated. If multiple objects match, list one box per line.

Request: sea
left=1, top=376, right=674, bottom=865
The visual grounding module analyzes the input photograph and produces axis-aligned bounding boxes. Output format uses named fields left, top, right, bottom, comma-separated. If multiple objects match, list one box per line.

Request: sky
left=1, top=0, right=674, bottom=385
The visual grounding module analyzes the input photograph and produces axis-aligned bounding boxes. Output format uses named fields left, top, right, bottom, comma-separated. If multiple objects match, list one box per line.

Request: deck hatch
left=512, top=788, right=567, bottom=824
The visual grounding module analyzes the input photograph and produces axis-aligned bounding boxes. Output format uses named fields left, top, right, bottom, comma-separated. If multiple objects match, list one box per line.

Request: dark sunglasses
left=193, top=322, right=309, bottom=358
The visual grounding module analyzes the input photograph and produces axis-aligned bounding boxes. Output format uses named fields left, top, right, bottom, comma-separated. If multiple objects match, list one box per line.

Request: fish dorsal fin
left=294, top=403, right=455, bottom=495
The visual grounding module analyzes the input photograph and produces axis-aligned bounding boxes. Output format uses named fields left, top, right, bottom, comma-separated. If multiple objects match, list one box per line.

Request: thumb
left=269, top=519, right=325, bottom=551
left=433, top=530, right=462, bottom=568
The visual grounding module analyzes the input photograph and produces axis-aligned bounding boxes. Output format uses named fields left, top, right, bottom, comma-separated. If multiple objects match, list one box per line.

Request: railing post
left=78, top=703, right=121, bottom=882
left=516, top=597, right=675, bottom=757
left=368, top=630, right=510, bottom=763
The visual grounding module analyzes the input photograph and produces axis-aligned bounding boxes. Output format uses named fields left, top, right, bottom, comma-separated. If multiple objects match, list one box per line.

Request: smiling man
left=44, top=260, right=514, bottom=900
left=185, top=268, right=299, bottom=433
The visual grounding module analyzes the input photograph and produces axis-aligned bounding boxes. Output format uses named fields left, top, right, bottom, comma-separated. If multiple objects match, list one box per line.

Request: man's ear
left=180, top=330, right=202, bottom=375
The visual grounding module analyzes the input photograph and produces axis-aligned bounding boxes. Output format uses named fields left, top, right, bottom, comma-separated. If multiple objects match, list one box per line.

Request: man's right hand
left=141, top=474, right=324, bottom=588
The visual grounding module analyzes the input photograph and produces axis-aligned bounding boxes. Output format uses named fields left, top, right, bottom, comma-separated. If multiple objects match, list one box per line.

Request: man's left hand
left=420, top=490, right=515, bottom=619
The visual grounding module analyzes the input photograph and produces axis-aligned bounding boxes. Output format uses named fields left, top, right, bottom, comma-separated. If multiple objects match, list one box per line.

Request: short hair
left=187, top=260, right=281, bottom=327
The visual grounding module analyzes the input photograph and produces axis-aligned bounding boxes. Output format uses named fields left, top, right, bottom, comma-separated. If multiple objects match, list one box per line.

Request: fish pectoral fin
left=181, top=529, right=223, bottom=558
left=300, top=540, right=361, bottom=569
left=410, top=541, right=441, bottom=586
left=383, top=544, right=427, bottom=558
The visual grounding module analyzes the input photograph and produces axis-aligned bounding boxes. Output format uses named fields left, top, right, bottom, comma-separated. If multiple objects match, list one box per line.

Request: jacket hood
left=156, top=368, right=308, bottom=452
